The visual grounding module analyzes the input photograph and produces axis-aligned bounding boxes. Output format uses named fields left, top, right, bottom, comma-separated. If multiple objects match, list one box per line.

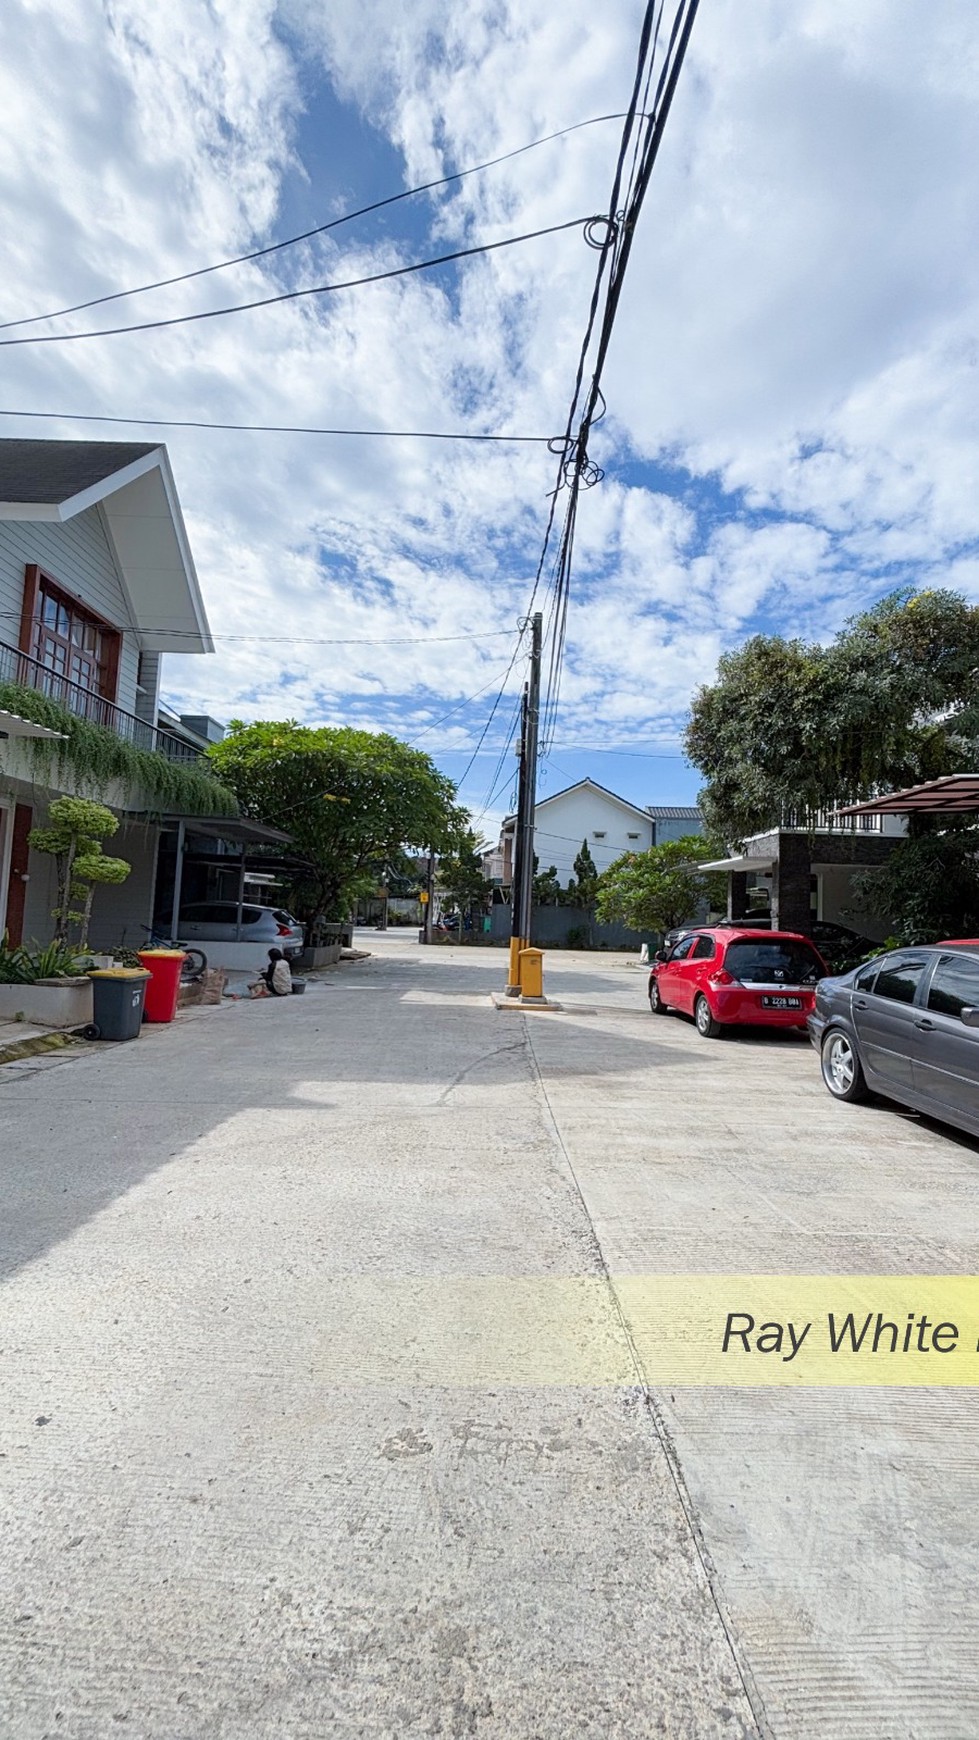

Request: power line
left=0, top=408, right=553, bottom=443
left=453, top=630, right=530, bottom=792
left=469, top=690, right=525, bottom=826
left=536, top=0, right=701, bottom=755
left=2, top=613, right=521, bottom=647
left=407, top=642, right=527, bottom=744
left=0, top=215, right=598, bottom=348
left=546, top=744, right=689, bottom=759
left=0, top=112, right=638, bottom=334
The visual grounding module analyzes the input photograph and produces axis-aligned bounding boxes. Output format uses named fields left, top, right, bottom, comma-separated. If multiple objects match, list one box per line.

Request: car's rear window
left=273, top=910, right=297, bottom=925
left=723, top=939, right=823, bottom=984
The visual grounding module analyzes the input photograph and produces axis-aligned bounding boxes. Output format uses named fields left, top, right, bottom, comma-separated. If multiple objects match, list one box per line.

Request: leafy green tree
left=596, top=836, right=726, bottom=934
left=533, top=862, right=565, bottom=906
left=208, top=722, right=468, bottom=923
left=437, top=831, right=489, bottom=920
left=851, top=820, right=979, bottom=945
left=27, top=797, right=131, bottom=947
left=686, top=589, right=979, bottom=843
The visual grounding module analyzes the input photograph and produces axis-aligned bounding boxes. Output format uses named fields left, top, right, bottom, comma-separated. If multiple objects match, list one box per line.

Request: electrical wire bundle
left=533, top=0, right=701, bottom=757
left=458, top=0, right=700, bottom=820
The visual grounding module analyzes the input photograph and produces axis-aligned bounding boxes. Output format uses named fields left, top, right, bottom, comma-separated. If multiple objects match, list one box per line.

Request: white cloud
left=0, top=0, right=977, bottom=812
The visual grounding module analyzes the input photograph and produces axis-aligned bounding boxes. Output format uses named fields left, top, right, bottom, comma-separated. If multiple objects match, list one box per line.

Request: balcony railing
left=0, top=639, right=200, bottom=765
left=781, top=805, right=884, bottom=834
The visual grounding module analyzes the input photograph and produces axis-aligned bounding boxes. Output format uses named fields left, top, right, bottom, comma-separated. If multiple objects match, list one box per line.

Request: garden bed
left=0, top=977, right=93, bottom=1028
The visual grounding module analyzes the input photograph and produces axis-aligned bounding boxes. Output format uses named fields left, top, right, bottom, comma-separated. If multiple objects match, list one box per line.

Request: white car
left=176, top=902, right=304, bottom=958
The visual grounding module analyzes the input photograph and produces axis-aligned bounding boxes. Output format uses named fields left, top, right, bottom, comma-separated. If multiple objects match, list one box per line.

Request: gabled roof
left=647, top=804, right=702, bottom=820
left=0, top=439, right=212, bottom=655
left=0, top=439, right=157, bottom=504
left=503, top=777, right=654, bottom=828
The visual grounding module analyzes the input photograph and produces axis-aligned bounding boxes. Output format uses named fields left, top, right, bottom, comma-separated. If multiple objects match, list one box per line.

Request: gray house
left=647, top=804, right=703, bottom=846
left=0, top=439, right=221, bottom=950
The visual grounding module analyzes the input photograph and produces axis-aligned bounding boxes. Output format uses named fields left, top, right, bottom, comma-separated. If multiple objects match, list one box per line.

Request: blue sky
left=1, top=0, right=977, bottom=840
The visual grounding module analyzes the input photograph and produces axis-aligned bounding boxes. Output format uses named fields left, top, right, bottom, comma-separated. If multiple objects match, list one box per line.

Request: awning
left=698, top=852, right=776, bottom=873
left=128, top=812, right=292, bottom=846
left=0, top=707, right=67, bottom=741
left=835, top=775, right=979, bottom=817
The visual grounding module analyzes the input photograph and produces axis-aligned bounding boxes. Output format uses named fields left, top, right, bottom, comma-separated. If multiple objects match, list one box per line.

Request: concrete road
left=1, top=934, right=976, bottom=1738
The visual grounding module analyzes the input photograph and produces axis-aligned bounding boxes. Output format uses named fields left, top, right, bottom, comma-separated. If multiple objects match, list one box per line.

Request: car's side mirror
left=960, top=1006, right=979, bottom=1028
left=654, top=949, right=668, bottom=964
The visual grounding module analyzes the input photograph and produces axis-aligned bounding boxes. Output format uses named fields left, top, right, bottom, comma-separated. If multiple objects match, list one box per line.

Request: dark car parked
left=808, top=940, right=979, bottom=1139
left=808, top=919, right=878, bottom=973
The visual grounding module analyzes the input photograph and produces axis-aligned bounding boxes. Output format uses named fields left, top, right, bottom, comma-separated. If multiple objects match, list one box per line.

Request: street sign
left=419, top=891, right=429, bottom=904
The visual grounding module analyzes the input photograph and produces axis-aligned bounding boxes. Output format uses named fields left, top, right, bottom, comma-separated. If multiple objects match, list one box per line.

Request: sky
left=0, top=0, right=977, bottom=844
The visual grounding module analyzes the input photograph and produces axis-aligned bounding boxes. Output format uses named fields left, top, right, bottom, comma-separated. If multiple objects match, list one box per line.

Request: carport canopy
left=696, top=851, right=775, bottom=872
left=835, top=775, right=979, bottom=817
left=128, top=813, right=295, bottom=941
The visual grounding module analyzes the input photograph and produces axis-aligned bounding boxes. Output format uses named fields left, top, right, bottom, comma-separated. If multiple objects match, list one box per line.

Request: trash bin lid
left=88, top=967, right=152, bottom=978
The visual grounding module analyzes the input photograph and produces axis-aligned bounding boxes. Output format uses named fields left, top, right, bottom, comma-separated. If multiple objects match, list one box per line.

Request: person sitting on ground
left=248, top=947, right=292, bottom=999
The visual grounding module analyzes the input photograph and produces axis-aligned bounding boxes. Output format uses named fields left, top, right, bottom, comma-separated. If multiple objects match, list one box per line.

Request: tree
left=437, top=831, right=490, bottom=920
left=851, top=820, right=979, bottom=945
left=568, top=839, right=598, bottom=910
left=533, top=862, right=565, bottom=906
left=208, top=722, right=468, bottom=924
left=596, top=835, right=726, bottom=935
left=27, top=797, right=131, bottom=947
left=686, top=589, right=979, bottom=843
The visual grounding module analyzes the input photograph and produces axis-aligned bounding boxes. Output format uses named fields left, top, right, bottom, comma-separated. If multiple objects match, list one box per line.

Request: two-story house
left=498, top=779, right=705, bottom=889
left=0, top=439, right=230, bottom=951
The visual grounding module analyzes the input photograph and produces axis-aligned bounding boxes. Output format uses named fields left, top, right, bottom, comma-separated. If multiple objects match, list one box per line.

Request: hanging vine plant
left=0, top=678, right=237, bottom=817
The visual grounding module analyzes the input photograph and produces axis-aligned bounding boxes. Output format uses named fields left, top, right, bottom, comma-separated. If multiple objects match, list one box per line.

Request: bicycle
left=139, top=926, right=207, bottom=982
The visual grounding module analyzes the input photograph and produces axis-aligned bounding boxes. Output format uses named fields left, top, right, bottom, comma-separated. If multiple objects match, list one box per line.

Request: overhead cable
left=3, top=611, right=520, bottom=647
left=0, top=112, right=638, bottom=334
left=0, top=408, right=553, bottom=443
left=534, top=0, right=701, bottom=754
left=0, top=215, right=599, bottom=348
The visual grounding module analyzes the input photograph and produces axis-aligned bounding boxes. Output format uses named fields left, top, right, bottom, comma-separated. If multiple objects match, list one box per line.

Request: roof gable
left=504, top=777, right=654, bottom=828
left=0, top=439, right=212, bottom=654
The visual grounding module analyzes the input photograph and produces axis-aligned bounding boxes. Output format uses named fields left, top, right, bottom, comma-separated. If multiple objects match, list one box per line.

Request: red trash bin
left=137, top=949, right=186, bottom=1023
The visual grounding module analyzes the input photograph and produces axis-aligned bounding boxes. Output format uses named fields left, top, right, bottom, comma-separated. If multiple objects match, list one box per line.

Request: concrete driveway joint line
left=4, top=933, right=977, bottom=1735
left=521, top=1013, right=773, bottom=1740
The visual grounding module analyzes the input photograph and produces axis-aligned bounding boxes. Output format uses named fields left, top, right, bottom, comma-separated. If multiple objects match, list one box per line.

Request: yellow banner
left=311, top=1275, right=979, bottom=1386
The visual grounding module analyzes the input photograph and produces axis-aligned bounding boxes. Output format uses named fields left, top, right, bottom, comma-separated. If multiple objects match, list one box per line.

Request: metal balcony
left=0, top=640, right=200, bottom=765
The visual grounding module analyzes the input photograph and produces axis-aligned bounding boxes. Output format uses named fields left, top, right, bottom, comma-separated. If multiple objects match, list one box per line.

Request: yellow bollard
left=518, top=946, right=544, bottom=1000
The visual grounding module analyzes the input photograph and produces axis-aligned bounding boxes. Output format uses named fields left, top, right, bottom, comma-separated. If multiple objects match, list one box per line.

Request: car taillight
left=276, top=923, right=291, bottom=935
left=709, top=969, right=735, bottom=986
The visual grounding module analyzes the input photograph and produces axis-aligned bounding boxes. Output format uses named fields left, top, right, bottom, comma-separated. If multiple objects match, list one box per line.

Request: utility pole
left=506, top=612, right=543, bottom=992
left=424, top=847, right=435, bottom=944
left=506, top=687, right=530, bottom=993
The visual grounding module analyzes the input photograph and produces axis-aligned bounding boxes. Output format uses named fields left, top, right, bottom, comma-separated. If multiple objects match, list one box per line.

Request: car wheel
left=648, top=978, right=669, bottom=1015
left=694, top=994, right=723, bottom=1039
left=820, top=1029, right=866, bottom=1102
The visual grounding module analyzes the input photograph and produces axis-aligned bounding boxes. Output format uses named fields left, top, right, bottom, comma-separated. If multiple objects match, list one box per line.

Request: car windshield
left=723, top=939, right=823, bottom=984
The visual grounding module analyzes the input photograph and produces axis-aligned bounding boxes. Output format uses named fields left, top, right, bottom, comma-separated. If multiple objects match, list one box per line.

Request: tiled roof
left=647, top=805, right=702, bottom=819
left=0, top=439, right=157, bottom=504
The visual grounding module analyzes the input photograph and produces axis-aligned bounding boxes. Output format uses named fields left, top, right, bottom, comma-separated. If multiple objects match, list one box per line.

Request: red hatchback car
left=648, top=926, right=828, bottom=1037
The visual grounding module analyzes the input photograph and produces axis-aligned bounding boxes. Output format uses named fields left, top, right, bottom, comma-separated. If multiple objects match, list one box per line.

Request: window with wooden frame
left=20, top=565, right=121, bottom=705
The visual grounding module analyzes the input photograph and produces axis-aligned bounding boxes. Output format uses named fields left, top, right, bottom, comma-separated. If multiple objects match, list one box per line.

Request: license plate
left=761, top=994, right=802, bottom=1009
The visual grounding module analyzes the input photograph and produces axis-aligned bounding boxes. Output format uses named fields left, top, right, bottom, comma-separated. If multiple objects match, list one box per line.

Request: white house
left=499, top=778, right=659, bottom=889
left=0, top=439, right=227, bottom=952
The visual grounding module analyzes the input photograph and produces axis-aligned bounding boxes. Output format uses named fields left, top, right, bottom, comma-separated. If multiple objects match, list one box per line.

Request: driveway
left=0, top=933, right=976, bottom=1738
